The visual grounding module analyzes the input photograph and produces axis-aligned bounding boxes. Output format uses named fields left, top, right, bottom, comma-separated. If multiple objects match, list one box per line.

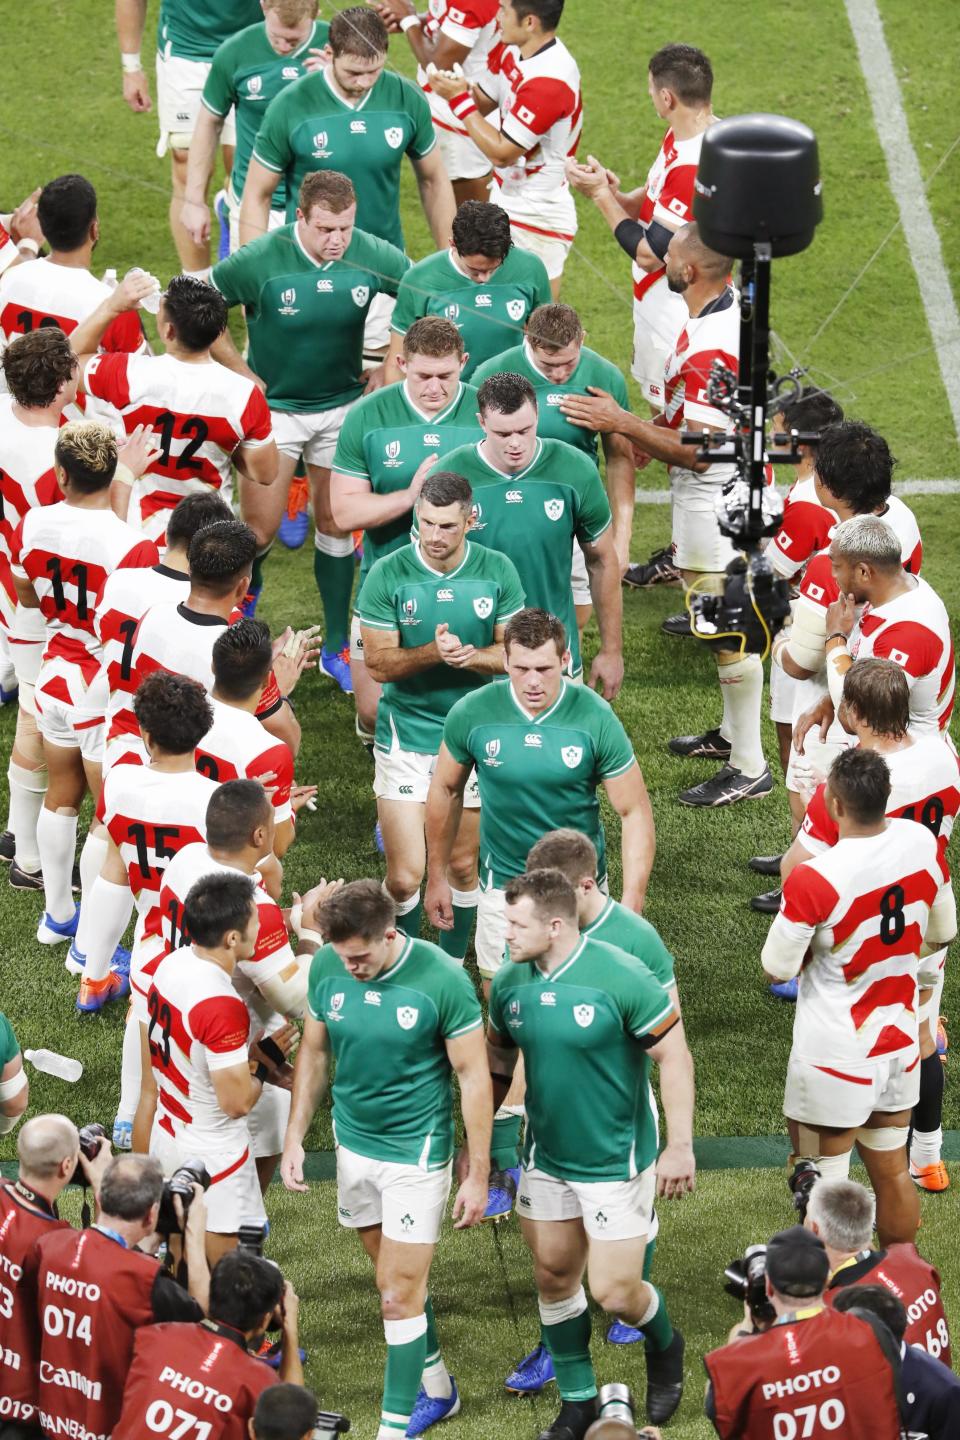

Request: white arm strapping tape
left=0, top=1067, right=28, bottom=1101
left=785, top=599, right=828, bottom=676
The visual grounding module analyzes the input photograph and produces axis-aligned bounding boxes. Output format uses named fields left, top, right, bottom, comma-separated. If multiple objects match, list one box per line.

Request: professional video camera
left=583, top=1384, right=662, bottom=1438
left=156, top=1158, right=210, bottom=1234
left=684, top=113, right=823, bottom=657
left=69, top=1122, right=108, bottom=1185
left=723, top=1243, right=777, bottom=1328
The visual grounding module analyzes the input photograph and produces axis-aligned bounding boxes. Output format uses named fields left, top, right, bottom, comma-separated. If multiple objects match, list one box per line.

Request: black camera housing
left=157, top=1158, right=211, bottom=1234
left=723, top=1244, right=777, bottom=1328
left=69, top=1123, right=108, bottom=1186
left=789, top=1160, right=822, bottom=1222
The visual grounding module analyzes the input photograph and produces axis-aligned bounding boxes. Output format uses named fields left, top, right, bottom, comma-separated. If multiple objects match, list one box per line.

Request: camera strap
left=201, top=1318, right=250, bottom=1351
left=11, top=1179, right=59, bottom=1219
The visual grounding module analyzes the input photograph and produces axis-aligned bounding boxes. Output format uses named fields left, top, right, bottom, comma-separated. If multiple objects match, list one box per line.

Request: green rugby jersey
left=157, top=0, right=262, bottom=62
left=211, top=224, right=409, bottom=411
left=390, top=248, right=552, bottom=380
left=251, top=67, right=436, bottom=249
left=332, top=380, right=482, bottom=581
left=432, top=438, right=611, bottom=675
left=488, top=936, right=677, bottom=1180
left=581, top=898, right=675, bottom=990
left=356, top=540, right=524, bottom=755
left=307, top=935, right=482, bottom=1168
left=0, top=1011, right=19, bottom=1069
left=442, top=678, right=636, bottom=887
left=202, top=19, right=330, bottom=211
left=471, top=341, right=629, bottom=464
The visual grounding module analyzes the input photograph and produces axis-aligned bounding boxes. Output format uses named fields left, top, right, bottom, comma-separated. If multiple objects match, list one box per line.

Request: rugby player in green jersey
left=503, top=827, right=687, bottom=1371
left=329, top=317, right=483, bottom=738
left=281, top=881, right=492, bottom=1440
left=488, top=868, right=694, bottom=1436
left=210, top=169, right=410, bottom=690
left=116, top=0, right=263, bottom=272
left=472, top=301, right=637, bottom=637
left=436, top=372, right=624, bottom=696
left=356, top=469, right=524, bottom=953
left=241, top=5, right=454, bottom=360
left=182, top=0, right=331, bottom=256
left=383, top=201, right=552, bottom=384
left=0, top=1010, right=28, bottom=1134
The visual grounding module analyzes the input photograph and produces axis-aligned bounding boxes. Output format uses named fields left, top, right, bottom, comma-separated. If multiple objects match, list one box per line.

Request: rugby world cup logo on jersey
left=473, top=596, right=493, bottom=620
left=396, top=1006, right=419, bottom=1030
left=278, top=288, right=299, bottom=316
left=400, top=596, right=419, bottom=626
left=351, top=285, right=370, bottom=308
left=312, top=131, right=332, bottom=157
left=384, top=127, right=404, bottom=148
left=506, top=299, right=525, bottom=321
left=383, top=440, right=402, bottom=468
left=573, top=1004, right=594, bottom=1028
left=327, top=992, right=345, bottom=1021
left=561, top=746, right=583, bottom=769
left=470, top=501, right=486, bottom=531
left=247, top=75, right=263, bottom=96
left=484, top=737, right=501, bottom=767
left=444, top=303, right=461, bottom=322
left=544, top=498, right=564, bottom=521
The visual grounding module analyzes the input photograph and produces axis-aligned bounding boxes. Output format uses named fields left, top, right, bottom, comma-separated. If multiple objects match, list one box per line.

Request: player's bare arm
left=411, top=147, right=457, bottom=249
left=602, top=430, right=637, bottom=576
left=234, top=436, right=279, bottom=490
left=70, top=270, right=156, bottom=370
left=793, top=694, right=836, bottom=756
left=604, top=764, right=655, bottom=913
left=116, top=0, right=151, bottom=113
left=648, top=1019, right=696, bottom=1198
left=331, top=455, right=436, bottom=532
left=424, top=744, right=470, bottom=929
left=447, top=1027, right=493, bottom=1228
left=377, top=0, right=473, bottom=72
left=581, top=526, right=624, bottom=699
left=428, top=69, right=526, bottom=166
left=565, top=157, right=663, bottom=274
left=239, top=158, right=282, bottom=248
left=210, top=329, right=266, bottom=392
left=561, top=387, right=720, bottom=475
left=181, top=109, right=225, bottom=247
left=13, top=572, right=41, bottom=611
left=281, top=1015, right=331, bottom=1192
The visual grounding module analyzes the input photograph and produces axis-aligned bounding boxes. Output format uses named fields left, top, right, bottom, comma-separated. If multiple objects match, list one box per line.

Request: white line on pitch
left=843, top=0, right=960, bottom=441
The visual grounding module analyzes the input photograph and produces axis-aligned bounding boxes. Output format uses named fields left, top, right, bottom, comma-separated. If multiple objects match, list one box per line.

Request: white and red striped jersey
left=664, top=287, right=739, bottom=481
left=11, top=502, right=157, bottom=710
left=148, top=946, right=251, bottom=1148
left=800, top=737, right=960, bottom=882
left=633, top=127, right=704, bottom=307
left=158, top=843, right=295, bottom=1029
left=0, top=222, right=17, bottom=277
left=82, top=352, right=273, bottom=542
left=0, top=259, right=145, bottom=355
left=418, top=0, right=500, bottom=136
left=105, top=601, right=282, bottom=750
left=95, top=562, right=190, bottom=766
left=196, top=697, right=293, bottom=822
left=480, top=37, right=582, bottom=239
left=769, top=472, right=837, bottom=581
left=0, top=396, right=59, bottom=629
left=765, top=819, right=941, bottom=1066
left=850, top=577, right=954, bottom=735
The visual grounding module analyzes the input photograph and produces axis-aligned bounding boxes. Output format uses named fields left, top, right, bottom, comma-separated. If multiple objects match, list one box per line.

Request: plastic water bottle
left=23, top=1049, right=83, bottom=1082
left=103, top=267, right=118, bottom=290
left=127, top=266, right=162, bottom=315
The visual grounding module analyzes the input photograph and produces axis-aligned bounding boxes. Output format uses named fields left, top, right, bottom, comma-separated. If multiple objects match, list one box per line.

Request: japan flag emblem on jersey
left=397, top=1006, right=419, bottom=1029
left=544, top=498, right=564, bottom=521
left=385, top=127, right=404, bottom=149
left=889, top=648, right=910, bottom=665
left=506, top=299, right=525, bottom=321
left=561, top=746, right=583, bottom=769
left=473, top=596, right=493, bottom=619
left=573, top=1004, right=594, bottom=1028
left=351, top=286, right=370, bottom=307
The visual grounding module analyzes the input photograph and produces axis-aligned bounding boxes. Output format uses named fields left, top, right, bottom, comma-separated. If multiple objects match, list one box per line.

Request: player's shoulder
left=377, top=66, right=428, bottom=109
left=887, top=814, right=938, bottom=853
left=561, top=679, right=618, bottom=724
left=406, top=937, right=476, bottom=988
left=471, top=345, right=526, bottom=385
left=212, top=19, right=267, bottom=63
left=437, top=438, right=481, bottom=469
left=579, top=937, right=666, bottom=995
left=446, top=675, right=511, bottom=727
left=537, top=435, right=597, bottom=480
left=467, top=538, right=517, bottom=577
left=347, top=227, right=408, bottom=269
left=399, top=246, right=450, bottom=282
left=309, top=942, right=343, bottom=980
left=364, top=542, right=416, bottom=584
left=163, top=840, right=210, bottom=876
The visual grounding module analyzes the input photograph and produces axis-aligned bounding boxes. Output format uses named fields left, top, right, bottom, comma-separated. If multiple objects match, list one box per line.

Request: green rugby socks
left=378, top=1313, right=427, bottom=1437
left=539, top=1287, right=597, bottom=1401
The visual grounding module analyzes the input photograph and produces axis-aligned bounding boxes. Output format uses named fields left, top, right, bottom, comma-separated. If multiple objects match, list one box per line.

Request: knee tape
left=314, top=529, right=355, bottom=558
left=855, top=1125, right=909, bottom=1153
left=804, top=1151, right=852, bottom=1181
left=538, top=1286, right=587, bottom=1326
left=8, top=758, right=47, bottom=792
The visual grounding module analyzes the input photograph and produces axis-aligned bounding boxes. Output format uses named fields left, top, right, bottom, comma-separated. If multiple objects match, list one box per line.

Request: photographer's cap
left=766, top=1225, right=829, bottom=1298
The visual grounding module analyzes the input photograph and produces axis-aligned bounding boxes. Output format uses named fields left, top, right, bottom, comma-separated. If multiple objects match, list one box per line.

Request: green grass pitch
left=1, top=2, right=958, bottom=1435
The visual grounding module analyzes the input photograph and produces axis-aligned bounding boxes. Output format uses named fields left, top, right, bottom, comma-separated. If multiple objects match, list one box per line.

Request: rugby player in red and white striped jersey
left=71, top=272, right=277, bottom=545
left=429, top=0, right=582, bottom=292
left=0, top=176, right=146, bottom=396
left=10, top=421, right=158, bottom=953
left=762, top=748, right=955, bottom=1247
left=566, top=44, right=715, bottom=408
left=0, top=331, right=79, bottom=885
left=785, top=661, right=959, bottom=1194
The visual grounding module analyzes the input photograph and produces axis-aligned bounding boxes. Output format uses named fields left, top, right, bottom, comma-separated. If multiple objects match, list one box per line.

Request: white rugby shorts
left=436, top=124, right=492, bottom=182
left=632, top=280, right=687, bottom=408
left=350, top=613, right=366, bottom=664
left=364, top=293, right=396, bottom=357
left=508, top=222, right=570, bottom=281
left=155, top=53, right=236, bottom=157
left=769, top=662, right=799, bottom=725
left=784, top=1048, right=921, bottom=1130
left=152, top=1122, right=265, bottom=1233
left=225, top=181, right=285, bottom=256
left=271, top=401, right=355, bottom=468
left=669, top=469, right=737, bottom=574
left=374, top=734, right=480, bottom=808
left=247, top=1080, right=291, bottom=1160
left=335, top=1143, right=452, bottom=1243
left=34, top=664, right=107, bottom=761
left=518, top=1160, right=657, bottom=1242
left=571, top=539, right=590, bottom=607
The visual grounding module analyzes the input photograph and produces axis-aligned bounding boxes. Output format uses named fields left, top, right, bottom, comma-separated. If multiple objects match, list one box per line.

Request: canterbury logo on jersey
left=316, top=279, right=333, bottom=292
left=436, top=588, right=454, bottom=601
left=540, top=992, right=556, bottom=1005
left=524, top=733, right=542, bottom=747
left=505, top=489, right=523, bottom=503
left=364, top=991, right=381, bottom=1005
left=475, top=293, right=492, bottom=307
left=282, top=66, right=299, bottom=78
left=423, top=433, right=441, bottom=445
left=350, top=120, right=366, bottom=133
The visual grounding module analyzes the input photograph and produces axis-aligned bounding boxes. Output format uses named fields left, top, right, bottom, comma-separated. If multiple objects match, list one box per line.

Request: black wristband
left=614, top=217, right=646, bottom=259
left=252, top=1061, right=270, bottom=1085
left=259, top=1035, right=286, bottom=1068
left=826, top=631, right=847, bottom=644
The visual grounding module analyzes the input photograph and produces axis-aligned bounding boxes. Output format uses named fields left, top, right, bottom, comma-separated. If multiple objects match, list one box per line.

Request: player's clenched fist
left=122, top=67, right=152, bottom=113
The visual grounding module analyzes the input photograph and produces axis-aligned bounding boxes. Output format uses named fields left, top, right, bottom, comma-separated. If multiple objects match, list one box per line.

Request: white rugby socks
left=717, top=655, right=765, bottom=778
left=36, top=807, right=77, bottom=922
